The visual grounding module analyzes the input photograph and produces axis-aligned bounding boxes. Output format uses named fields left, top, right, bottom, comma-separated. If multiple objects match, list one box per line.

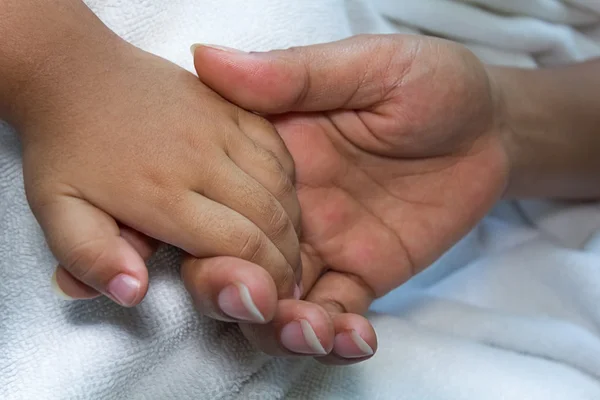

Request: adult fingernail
left=280, top=319, right=327, bottom=355
left=51, top=269, right=73, bottom=301
left=218, top=282, right=265, bottom=323
left=190, top=44, right=247, bottom=56
left=333, top=330, right=374, bottom=358
left=107, top=274, right=140, bottom=307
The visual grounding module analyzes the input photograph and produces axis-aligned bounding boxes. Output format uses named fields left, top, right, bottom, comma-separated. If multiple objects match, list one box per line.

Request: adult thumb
left=192, top=34, right=421, bottom=113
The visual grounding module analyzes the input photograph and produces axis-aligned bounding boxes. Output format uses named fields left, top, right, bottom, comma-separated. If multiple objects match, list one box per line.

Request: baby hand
left=13, top=28, right=301, bottom=307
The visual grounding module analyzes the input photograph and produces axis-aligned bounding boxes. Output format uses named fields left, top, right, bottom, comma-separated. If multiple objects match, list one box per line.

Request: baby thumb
left=34, top=195, right=149, bottom=307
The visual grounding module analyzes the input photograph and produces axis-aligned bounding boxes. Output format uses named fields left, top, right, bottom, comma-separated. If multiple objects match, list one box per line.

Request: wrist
left=486, top=66, right=535, bottom=199
left=488, top=61, right=600, bottom=199
left=0, top=1, right=125, bottom=130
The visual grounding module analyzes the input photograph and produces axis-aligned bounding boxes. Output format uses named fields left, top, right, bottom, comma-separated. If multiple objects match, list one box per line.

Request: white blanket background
left=2, top=0, right=600, bottom=398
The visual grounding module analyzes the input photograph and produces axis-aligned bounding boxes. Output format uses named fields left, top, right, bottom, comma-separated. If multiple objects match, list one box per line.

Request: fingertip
left=238, top=299, right=335, bottom=357
left=182, top=256, right=278, bottom=323
left=218, top=282, right=267, bottom=323
left=280, top=319, right=327, bottom=355
left=317, top=314, right=378, bottom=365
left=51, top=268, right=74, bottom=300
left=191, top=43, right=246, bottom=74
left=333, top=329, right=375, bottom=359
left=100, top=238, right=150, bottom=307
left=106, top=273, right=143, bottom=308
left=276, top=299, right=334, bottom=355
left=242, top=274, right=278, bottom=322
left=190, top=43, right=200, bottom=56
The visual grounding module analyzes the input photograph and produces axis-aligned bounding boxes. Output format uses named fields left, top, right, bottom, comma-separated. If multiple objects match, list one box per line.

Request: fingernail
left=280, top=319, right=327, bottom=355
left=293, top=283, right=302, bottom=300
left=218, top=282, right=265, bottom=323
left=51, top=269, right=74, bottom=301
left=107, top=274, right=140, bottom=307
left=333, top=330, right=374, bottom=358
left=190, top=43, right=247, bottom=56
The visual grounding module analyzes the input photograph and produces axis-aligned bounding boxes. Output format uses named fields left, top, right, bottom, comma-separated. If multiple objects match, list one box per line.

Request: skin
left=1, top=0, right=303, bottom=308
left=55, top=34, right=510, bottom=364
left=8, top=3, right=600, bottom=365
left=185, top=35, right=600, bottom=364
left=187, top=35, right=509, bottom=364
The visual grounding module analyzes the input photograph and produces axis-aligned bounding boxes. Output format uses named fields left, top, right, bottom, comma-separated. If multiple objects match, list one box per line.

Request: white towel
left=2, top=1, right=600, bottom=399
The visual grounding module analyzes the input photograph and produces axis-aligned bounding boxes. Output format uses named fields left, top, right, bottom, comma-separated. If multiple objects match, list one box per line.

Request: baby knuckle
left=261, top=152, right=295, bottom=192
left=62, top=238, right=108, bottom=282
left=272, top=171, right=295, bottom=201
left=266, top=205, right=294, bottom=241
left=274, top=265, right=296, bottom=295
left=153, top=187, right=187, bottom=215
left=237, top=227, right=266, bottom=262
left=140, top=168, right=180, bottom=194
left=278, top=153, right=296, bottom=180
left=269, top=149, right=295, bottom=177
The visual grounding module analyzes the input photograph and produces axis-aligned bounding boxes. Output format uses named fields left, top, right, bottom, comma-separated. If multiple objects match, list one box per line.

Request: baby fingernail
left=218, top=283, right=265, bottom=323
left=51, top=269, right=74, bottom=301
left=293, top=283, right=302, bottom=300
left=107, top=274, right=140, bottom=307
left=191, top=43, right=246, bottom=55
left=280, top=320, right=327, bottom=355
left=333, top=330, right=374, bottom=358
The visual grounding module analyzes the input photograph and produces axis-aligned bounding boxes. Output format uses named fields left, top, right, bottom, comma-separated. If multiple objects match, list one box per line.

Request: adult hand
left=187, top=34, right=510, bottom=364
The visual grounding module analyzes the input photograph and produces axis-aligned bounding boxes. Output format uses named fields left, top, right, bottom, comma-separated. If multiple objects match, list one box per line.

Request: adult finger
left=239, top=299, right=334, bottom=357
left=192, top=34, right=424, bottom=113
left=182, top=253, right=332, bottom=356
left=181, top=256, right=278, bottom=323
left=304, top=270, right=378, bottom=365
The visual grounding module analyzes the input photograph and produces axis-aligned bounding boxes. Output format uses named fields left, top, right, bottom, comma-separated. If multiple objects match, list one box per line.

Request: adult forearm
left=491, top=59, right=600, bottom=199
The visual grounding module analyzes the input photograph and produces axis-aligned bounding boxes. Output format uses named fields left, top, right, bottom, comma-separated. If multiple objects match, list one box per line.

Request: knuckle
left=320, top=298, right=349, bottom=315
left=256, top=122, right=295, bottom=176
left=266, top=204, right=294, bottom=242
left=62, top=238, right=108, bottom=282
left=345, top=271, right=377, bottom=300
left=237, top=227, right=266, bottom=262
left=140, top=168, right=177, bottom=191
left=279, top=155, right=295, bottom=180
left=271, top=170, right=295, bottom=202
left=260, top=149, right=295, bottom=193
left=274, top=264, right=296, bottom=295
left=275, top=152, right=296, bottom=186
left=152, top=187, right=188, bottom=217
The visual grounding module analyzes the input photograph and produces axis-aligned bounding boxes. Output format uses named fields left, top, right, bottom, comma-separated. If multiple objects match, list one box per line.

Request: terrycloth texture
left=2, top=0, right=600, bottom=399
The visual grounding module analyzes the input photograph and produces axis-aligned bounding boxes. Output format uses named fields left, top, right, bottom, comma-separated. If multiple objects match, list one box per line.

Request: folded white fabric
left=375, top=0, right=600, bottom=66
left=2, top=1, right=600, bottom=399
